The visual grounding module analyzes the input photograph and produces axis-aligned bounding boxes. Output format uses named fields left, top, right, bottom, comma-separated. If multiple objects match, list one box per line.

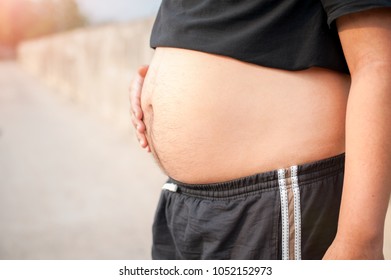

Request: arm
left=323, top=8, right=391, bottom=259
left=130, top=65, right=151, bottom=152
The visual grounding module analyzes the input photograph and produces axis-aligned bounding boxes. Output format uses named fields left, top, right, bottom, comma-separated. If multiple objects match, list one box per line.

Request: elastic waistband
left=166, top=153, right=345, bottom=199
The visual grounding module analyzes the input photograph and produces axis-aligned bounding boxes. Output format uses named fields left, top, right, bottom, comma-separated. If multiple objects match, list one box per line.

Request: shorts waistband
left=165, top=153, right=345, bottom=199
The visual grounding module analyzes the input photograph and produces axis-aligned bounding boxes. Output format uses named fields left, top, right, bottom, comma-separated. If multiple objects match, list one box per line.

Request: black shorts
left=152, top=153, right=345, bottom=260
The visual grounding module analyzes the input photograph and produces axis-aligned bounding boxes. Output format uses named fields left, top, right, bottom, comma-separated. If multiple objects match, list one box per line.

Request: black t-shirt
left=150, top=0, right=391, bottom=74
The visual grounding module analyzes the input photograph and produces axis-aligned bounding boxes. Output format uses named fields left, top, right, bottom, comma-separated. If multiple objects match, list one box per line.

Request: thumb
left=138, top=65, right=149, bottom=78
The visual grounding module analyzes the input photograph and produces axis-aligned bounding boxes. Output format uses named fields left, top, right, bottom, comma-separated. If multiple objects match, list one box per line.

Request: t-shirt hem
left=150, top=44, right=349, bottom=74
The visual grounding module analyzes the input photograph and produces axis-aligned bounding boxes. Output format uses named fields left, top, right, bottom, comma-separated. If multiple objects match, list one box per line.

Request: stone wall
left=17, top=18, right=155, bottom=130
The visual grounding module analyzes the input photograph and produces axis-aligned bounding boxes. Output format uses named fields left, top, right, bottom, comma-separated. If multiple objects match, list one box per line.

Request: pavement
left=0, top=61, right=390, bottom=260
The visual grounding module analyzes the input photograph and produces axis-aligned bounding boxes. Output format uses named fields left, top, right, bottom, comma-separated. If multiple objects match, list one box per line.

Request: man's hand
left=130, top=65, right=150, bottom=152
left=323, top=236, right=384, bottom=260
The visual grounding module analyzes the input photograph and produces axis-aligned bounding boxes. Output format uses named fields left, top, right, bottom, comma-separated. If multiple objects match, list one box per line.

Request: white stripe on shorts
left=278, top=165, right=302, bottom=260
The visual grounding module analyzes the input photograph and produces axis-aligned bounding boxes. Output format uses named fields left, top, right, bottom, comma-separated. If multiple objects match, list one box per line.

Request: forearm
left=337, top=63, right=391, bottom=249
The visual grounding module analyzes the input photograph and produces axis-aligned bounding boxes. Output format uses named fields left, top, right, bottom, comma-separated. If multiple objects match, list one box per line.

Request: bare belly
left=141, top=47, right=350, bottom=184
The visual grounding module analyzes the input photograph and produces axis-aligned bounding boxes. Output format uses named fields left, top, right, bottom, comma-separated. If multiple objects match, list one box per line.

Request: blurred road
left=0, top=61, right=390, bottom=260
left=0, top=62, right=166, bottom=259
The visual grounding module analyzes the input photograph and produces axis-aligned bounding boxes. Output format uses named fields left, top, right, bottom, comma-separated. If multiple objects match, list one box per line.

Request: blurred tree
left=0, top=0, right=86, bottom=50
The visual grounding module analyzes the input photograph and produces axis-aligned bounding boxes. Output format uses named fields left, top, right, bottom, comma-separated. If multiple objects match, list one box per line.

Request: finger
left=133, top=121, right=148, bottom=144
left=130, top=99, right=142, bottom=121
left=129, top=66, right=149, bottom=118
left=138, top=133, right=150, bottom=148
left=133, top=106, right=143, bottom=120
left=134, top=127, right=149, bottom=148
left=131, top=117, right=147, bottom=136
left=129, top=75, right=142, bottom=103
left=139, top=137, right=148, bottom=148
left=130, top=114, right=139, bottom=128
left=136, top=120, right=146, bottom=133
left=129, top=99, right=143, bottom=121
left=129, top=77, right=144, bottom=119
left=138, top=65, right=149, bottom=78
left=130, top=105, right=147, bottom=132
left=133, top=65, right=149, bottom=99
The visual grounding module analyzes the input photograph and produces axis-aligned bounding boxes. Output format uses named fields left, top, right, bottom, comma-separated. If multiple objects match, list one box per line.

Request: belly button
left=141, top=99, right=153, bottom=113
left=143, top=104, right=154, bottom=126
left=145, top=103, right=153, bottom=114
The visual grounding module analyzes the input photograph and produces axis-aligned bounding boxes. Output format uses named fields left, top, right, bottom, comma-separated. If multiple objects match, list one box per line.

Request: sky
left=75, top=0, right=161, bottom=23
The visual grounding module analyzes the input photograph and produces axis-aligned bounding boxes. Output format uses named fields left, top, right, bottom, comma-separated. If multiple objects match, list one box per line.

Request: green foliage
left=0, top=0, right=86, bottom=48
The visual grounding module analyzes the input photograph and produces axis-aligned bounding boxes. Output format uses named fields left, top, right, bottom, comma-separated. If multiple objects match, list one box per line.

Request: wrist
left=335, top=225, right=384, bottom=251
